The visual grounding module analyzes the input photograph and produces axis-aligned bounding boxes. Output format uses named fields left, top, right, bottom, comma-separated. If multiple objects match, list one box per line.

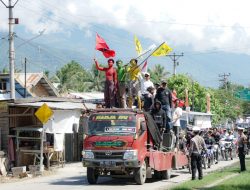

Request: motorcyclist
left=204, top=130, right=215, bottom=168
left=212, top=128, right=220, bottom=163
left=225, top=130, right=234, bottom=160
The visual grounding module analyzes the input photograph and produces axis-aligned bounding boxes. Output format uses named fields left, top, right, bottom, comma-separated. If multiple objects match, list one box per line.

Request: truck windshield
left=87, top=114, right=136, bottom=136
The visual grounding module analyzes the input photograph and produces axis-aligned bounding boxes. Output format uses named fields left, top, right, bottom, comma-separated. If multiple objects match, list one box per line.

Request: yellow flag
left=152, top=42, right=172, bottom=56
left=134, top=35, right=143, bottom=55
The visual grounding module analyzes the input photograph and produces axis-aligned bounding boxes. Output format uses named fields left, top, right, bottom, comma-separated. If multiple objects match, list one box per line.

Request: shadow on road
left=50, top=173, right=180, bottom=186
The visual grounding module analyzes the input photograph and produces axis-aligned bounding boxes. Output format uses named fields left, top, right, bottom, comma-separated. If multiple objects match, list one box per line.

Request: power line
left=27, top=0, right=250, bottom=29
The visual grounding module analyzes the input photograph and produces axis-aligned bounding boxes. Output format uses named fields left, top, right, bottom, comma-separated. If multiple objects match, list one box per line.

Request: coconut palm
left=148, top=64, right=170, bottom=84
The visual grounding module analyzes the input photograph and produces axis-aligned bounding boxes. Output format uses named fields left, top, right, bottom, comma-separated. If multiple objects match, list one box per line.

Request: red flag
left=141, top=61, right=147, bottom=72
left=95, top=34, right=116, bottom=58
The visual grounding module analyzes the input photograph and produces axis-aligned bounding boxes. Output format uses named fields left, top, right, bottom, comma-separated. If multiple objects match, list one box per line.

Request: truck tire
left=162, top=169, right=171, bottom=180
left=87, top=167, right=99, bottom=184
left=134, top=160, right=147, bottom=185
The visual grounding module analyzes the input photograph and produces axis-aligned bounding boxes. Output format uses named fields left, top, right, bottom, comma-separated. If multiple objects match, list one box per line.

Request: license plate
left=100, top=161, right=115, bottom=167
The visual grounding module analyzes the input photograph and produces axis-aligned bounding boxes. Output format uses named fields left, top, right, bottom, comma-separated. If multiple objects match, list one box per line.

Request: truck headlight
left=123, top=150, right=138, bottom=160
left=82, top=150, right=94, bottom=159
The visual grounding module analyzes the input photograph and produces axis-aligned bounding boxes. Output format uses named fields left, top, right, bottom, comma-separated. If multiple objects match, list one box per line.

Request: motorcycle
left=201, top=149, right=207, bottom=169
left=206, top=145, right=214, bottom=168
left=220, top=139, right=233, bottom=161
left=213, top=143, right=220, bottom=164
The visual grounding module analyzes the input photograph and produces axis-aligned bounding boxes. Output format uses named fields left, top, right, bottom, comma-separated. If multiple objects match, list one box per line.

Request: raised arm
left=94, top=59, right=106, bottom=71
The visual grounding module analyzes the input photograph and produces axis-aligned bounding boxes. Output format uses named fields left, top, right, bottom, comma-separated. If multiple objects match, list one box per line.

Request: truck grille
left=94, top=151, right=124, bottom=159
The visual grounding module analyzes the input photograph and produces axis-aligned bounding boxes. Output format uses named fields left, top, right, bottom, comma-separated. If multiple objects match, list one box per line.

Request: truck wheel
left=87, top=167, right=99, bottom=184
left=162, top=169, right=171, bottom=180
left=134, top=160, right=147, bottom=185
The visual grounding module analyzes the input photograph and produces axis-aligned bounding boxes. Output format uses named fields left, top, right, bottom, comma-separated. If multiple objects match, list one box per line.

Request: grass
left=170, top=158, right=250, bottom=190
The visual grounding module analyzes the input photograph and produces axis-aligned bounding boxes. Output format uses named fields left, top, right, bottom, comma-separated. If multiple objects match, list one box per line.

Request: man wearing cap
left=189, top=126, right=206, bottom=180
left=155, top=80, right=173, bottom=133
left=237, top=127, right=247, bottom=172
left=141, top=72, right=154, bottom=95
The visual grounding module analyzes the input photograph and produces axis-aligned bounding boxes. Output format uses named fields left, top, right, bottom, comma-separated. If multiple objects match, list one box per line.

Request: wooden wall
left=0, top=101, right=9, bottom=151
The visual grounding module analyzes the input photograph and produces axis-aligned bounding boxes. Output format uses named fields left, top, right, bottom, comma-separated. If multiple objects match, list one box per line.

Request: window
left=0, top=80, right=7, bottom=91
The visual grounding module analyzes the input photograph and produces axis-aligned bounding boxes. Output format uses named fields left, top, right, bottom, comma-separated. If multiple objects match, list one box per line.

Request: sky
left=0, top=0, right=250, bottom=87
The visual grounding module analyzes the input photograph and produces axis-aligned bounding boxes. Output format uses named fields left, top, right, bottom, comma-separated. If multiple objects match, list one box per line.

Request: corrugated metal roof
left=9, top=101, right=96, bottom=110
left=0, top=73, right=59, bottom=97
left=69, top=92, right=104, bottom=100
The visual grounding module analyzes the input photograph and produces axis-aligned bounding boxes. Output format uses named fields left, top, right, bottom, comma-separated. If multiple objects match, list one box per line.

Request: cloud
left=1, top=0, right=250, bottom=53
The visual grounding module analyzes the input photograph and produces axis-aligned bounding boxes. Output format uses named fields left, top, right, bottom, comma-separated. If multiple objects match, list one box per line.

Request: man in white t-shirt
left=173, top=99, right=183, bottom=148
left=141, top=72, right=154, bottom=95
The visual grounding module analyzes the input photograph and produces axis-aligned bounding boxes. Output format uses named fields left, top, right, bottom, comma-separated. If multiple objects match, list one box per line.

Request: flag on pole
left=134, top=35, right=143, bottom=55
left=152, top=42, right=172, bottom=56
left=141, top=61, right=147, bottom=72
left=95, top=33, right=115, bottom=58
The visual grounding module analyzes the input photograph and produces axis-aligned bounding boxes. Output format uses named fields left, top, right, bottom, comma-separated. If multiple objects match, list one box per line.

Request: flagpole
left=122, top=48, right=153, bottom=67
left=94, top=32, right=97, bottom=59
left=137, top=42, right=165, bottom=68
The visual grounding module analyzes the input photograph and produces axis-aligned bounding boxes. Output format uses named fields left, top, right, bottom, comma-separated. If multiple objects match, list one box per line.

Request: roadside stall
left=7, top=98, right=95, bottom=171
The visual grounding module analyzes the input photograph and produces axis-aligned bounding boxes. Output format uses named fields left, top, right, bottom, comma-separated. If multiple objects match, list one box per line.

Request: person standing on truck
left=189, top=126, right=206, bottom=180
left=237, top=127, right=247, bottom=172
left=155, top=80, right=172, bottom=133
left=127, top=59, right=142, bottom=109
left=151, top=101, right=166, bottom=134
left=116, top=59, right=127, bottom=108
left=143, top=86, right=155, bottom=112
left=94, top=58, right=117, bottom=108
left=172, top=99, right=183, bottom=148
left=141, top=72, right=154, bottom=97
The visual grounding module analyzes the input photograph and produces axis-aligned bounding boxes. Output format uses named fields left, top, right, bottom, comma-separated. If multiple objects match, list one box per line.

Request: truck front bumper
left=82, top=159, right=140, bottom=169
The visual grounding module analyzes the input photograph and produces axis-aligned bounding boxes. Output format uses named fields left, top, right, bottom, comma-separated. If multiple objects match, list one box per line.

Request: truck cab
left=82, top=109, right=188, bottom=185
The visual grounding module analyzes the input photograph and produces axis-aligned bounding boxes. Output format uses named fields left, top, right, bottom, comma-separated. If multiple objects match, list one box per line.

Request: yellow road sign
left=35, top=103, right=53, bottom=124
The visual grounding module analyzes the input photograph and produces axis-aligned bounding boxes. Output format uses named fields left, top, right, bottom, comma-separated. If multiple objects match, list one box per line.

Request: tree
left=44, top=70, right=49, bottom=78
left=148, top=64, right=170, bottom=84
left=56, top=60, right=89, bottom=93
left=167, top=74, right=207, bottom=112
left=85, top=64, right=105, bottom=92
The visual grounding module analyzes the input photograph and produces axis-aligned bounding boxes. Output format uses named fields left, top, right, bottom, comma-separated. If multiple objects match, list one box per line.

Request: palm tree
left=85, top=64, right=105, bottom=92
left=148, top=64, right=170, bottom=83
left=56, top=60, right=89, bottom=93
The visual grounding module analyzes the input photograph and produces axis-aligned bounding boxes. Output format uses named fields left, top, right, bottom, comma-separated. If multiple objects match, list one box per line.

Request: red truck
left=82, top=109, right=188, bottom=185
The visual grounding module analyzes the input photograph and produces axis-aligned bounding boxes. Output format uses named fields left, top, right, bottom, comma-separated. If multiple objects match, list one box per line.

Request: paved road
left=0, top=158, right=242, bottom=190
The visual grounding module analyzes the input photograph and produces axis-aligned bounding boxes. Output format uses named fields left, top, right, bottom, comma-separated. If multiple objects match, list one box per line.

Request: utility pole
left=166, top=52, right=184, bottom=76
left=24, top=57, right=27, bottom=98
left=191, top=80, right=195, bottom=111
left=219, top=73, right=231, bottom=90
left=1, top=0, right=19, bottom=99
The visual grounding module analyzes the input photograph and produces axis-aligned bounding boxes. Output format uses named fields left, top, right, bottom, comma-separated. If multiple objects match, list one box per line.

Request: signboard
left=35, top=103, right=53, bottom=124
left=235, top=89, right=250, bottom=101
left=93, top=115, right=130, bottom=120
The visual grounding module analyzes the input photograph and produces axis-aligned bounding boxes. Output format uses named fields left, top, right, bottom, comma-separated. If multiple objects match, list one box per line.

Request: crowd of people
left=94, top=58, right=183, bottom=137
left=94, top=58, right=249, bottom=181
left=182, top=125, right=249, bottom=180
